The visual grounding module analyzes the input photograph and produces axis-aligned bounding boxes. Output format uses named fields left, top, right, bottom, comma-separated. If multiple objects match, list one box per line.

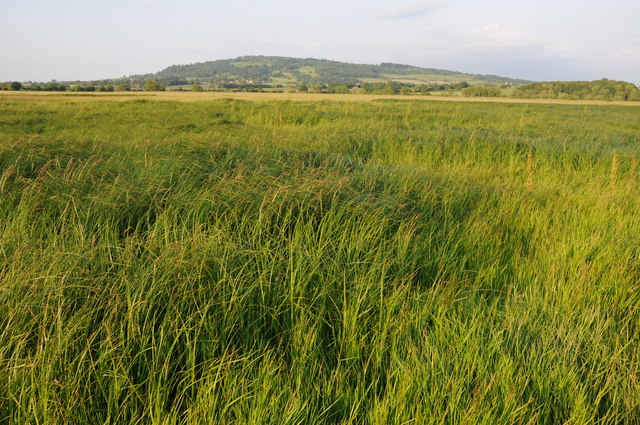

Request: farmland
left=1, top=92, right=639, bottom=424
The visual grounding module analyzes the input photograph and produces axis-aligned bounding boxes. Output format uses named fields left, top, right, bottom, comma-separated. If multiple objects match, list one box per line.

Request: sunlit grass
left=0, top=96, right=639, bottom=424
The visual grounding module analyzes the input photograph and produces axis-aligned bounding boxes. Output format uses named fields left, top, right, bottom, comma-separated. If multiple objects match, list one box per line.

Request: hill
left=136, top=55, right=531, bottom=87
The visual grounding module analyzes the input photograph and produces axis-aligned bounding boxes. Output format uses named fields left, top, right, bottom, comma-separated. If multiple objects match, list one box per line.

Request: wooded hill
left=135, top=55, right=531, bottom=86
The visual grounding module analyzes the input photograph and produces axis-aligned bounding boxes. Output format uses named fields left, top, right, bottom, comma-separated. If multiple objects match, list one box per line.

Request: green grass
left=298, top=66, right=319, bottom=78
left=380, top=74, right=492, bottom=85
left=231, top=62, right=268, bottom=68
left=0, top=96, right=639, bottom=424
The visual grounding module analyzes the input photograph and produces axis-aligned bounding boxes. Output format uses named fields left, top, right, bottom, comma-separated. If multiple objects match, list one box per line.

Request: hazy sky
left=1, top=0, right=639, bottom=83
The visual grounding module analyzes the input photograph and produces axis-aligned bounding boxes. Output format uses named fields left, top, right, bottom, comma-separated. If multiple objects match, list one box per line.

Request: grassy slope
left=380, top=74, right=495, bottom=85
left=0, top=95, right=639, bottom=424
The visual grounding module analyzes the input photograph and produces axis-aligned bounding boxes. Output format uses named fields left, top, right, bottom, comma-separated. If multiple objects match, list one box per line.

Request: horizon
left=8, top=54, right=640, bottom=86
left=2, top=0, right=639, bottom=85
left=1, top=55, right=540, bottom=84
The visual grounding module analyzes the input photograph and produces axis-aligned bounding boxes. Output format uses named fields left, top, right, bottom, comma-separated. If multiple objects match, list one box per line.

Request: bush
left=144, top=80, right=166, bottom=91
left=332, top=85, right=349, bottom=94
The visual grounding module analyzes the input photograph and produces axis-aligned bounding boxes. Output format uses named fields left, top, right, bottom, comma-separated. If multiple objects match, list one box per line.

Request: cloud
left=379, top=2, right=442, bottom=21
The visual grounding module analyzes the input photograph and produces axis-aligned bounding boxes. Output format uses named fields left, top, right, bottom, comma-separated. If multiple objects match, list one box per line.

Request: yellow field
left=2, top=90, right=640, bottom=107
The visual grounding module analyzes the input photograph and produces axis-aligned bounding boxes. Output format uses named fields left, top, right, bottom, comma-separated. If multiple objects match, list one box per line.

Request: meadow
left=0, top=93, right=639, bottom=424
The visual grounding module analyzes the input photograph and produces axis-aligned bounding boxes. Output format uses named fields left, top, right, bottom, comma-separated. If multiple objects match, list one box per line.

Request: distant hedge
left=462, top=86, right=503, bottom=97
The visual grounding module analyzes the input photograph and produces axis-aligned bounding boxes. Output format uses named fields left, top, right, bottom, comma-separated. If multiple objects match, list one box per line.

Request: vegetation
left=4, top=64, right=638, bottom=102
left=144, top=79, right=167, bottom=91
left=358, top=81, right=472, bottom=96
left=415, top=81, right=469, bottom=93
left=141, top=55, right=531, bottom=86
left=70, top=85, right=97, bottom=92
left=0, top=94, right=639, bottom=424
left=512, top=79, right=640, bottom=101
left=116, top=82, right=131, bottom=91
left=3, top=82, right=26, bottom=91
left=44, top=82, right=68, bottom=92
left=462, top=85, right=503, bottom=97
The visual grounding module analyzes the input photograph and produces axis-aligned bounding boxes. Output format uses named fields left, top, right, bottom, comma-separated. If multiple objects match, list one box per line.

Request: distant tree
left=70, top=85, right=94, bottom=92
left=361, top=82, right=386, bottom=94
left=462, top=85, right=502, bottom=97
left=400, top=86, right=411, bottom=95
left=310, top=83, right=325, bottom=93
left=383, top=81, right=400, bottom=95
left=332, top=85, right=349, bottom=94
left=115, top=83, right=131, bottom=91
left=144, top=80, right=166, bottom=91
left=191, top=84, right=204, bottom=92
left=43, top=82, right=66, bottom=91
left=167, top=79, right=189, bottom=86
left=297, top=83, right=308, bottom=93
left=105, top=85, right=114, bottom=92
left=9, top=82, right=22, bottom=91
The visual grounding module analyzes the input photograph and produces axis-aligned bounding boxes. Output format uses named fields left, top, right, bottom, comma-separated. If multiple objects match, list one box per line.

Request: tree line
left=3, top=77, right=638, bottom=100
left=510, top=79, right=640, bottom=101
left=0, top=81, right=155, bottom=92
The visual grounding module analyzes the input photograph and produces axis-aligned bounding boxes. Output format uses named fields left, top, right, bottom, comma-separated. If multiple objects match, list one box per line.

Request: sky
left=1, top=0, right=639, bottom=84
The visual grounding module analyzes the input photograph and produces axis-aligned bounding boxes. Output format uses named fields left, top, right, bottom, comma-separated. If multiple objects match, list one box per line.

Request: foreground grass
left=0, top=96, right=639, bottom=424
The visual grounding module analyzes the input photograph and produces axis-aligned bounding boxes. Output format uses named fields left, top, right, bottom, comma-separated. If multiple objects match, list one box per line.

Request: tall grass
left=0, top=96, right=639, bottom=424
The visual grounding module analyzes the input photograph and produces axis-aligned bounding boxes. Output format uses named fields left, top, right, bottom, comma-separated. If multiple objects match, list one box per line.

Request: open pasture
left=0, top=94, right=639, bottom=424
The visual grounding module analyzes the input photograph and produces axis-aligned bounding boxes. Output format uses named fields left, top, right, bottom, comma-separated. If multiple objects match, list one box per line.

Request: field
left=380, top=74, right=497, bottom=86
left=1, top=92, right=639, bottom=424
left=5, top=91, right=640, bottom=107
